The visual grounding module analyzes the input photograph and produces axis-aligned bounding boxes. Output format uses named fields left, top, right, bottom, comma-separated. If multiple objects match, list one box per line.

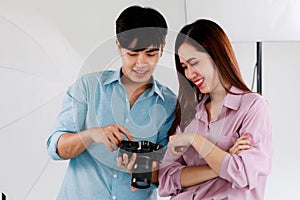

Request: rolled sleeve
left=219, top=153, right=249, bottom=188
left=46, top=131, right=65, bottom=160
left=158, top=148, right=186, bottom=197
left=46, top=77, right=88, bottom=160
left=219, top=96, right=272, bottom=189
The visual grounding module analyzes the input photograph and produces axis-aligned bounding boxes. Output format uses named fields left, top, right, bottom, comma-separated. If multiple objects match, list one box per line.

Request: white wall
left=232, top=42, right=300, bottom=199
left=1, top=1, right=300, bottom=199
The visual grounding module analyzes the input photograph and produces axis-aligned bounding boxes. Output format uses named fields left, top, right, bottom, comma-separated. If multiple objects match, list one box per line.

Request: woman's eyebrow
left=187, top=57, right=196, bottom=62
left=180, top=57, right=196, bottom=66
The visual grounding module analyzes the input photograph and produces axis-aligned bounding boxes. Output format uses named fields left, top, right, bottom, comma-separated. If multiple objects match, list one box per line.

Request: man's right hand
left=90, top=124, right=134, bottom=152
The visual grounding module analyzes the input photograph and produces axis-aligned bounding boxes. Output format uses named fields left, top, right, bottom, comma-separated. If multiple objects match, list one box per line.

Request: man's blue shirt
left=46, top=69, right=176, bottom=200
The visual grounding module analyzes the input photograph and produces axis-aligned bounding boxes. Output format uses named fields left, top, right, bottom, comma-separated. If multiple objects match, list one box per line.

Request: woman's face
left=178, top=42, right=221, bottom=94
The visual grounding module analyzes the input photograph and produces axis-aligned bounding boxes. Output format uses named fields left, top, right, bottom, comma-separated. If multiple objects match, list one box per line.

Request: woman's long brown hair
left=168, top=19, right=251, bottom=138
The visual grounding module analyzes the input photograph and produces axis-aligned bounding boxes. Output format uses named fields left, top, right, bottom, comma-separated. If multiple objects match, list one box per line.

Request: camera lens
left=118, top=140, right=164, bottom=189
left=131, top=156, right=152, bottom=189
left=132, top=177, right=150, bottom=188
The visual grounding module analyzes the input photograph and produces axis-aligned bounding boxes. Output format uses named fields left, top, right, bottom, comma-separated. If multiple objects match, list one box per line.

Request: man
left=46, top=5, right=176, bottom=200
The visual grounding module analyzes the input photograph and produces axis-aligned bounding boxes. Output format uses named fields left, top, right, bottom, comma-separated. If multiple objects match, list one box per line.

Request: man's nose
left=136, top=53, right=146, bottom=66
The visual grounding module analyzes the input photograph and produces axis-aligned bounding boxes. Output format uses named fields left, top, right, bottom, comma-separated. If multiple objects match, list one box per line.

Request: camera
left=118, top=140, right=164, bottom=189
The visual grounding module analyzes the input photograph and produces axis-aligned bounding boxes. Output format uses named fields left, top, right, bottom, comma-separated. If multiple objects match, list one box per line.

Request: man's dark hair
left=116, top=5, right=168, bottom=51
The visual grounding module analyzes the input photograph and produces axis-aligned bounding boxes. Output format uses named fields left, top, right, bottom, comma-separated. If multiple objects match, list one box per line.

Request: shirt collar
left=223, top=85, right=243, bottom=111
left=103, top=68, right=121, bottom=85
left=195, top=95, right=209, bottom=121
left=103, top=68, right=165, bottom=101
left=195, top=86, right=243, bottom=121
left=147, top=77, right=165, bottom=101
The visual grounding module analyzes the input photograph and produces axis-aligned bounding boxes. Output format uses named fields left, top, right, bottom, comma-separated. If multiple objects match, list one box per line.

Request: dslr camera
left=118, top=140, right=164, bottom=189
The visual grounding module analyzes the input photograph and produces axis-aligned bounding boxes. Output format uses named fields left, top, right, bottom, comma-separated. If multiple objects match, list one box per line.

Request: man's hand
left=91, top=124, right=133, bottom=151
left=117, top=153, right=137, bottom=173
left=117, top=153, right=160, bottom=186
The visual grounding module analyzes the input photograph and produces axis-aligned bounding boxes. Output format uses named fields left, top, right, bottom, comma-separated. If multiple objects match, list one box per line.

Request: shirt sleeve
left=158, top=127, right=186, bottom=197
left=156, top=110, right=175, bottom=147
left=219, top=96, right=272, bottom=189
left=46, top=77, right=88, bottom=160
left=155, top=87, right=176, bottom=147
left=150, top=112, right=175, bottom=189
left=158, top=147, right=186, bottom=197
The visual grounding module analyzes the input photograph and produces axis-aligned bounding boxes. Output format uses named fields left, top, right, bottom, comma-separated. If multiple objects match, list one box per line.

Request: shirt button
left=113, top=174, right=117, bottom=178
left=112, top=195, right=116, bottom=200
left=125, top=119, right=129, bottom=123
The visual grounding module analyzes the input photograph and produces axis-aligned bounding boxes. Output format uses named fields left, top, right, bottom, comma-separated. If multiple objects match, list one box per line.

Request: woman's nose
left=185, top=66, right=197, bottom=80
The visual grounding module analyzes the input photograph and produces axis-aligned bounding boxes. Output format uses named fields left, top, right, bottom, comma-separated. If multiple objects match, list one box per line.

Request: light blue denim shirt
left=46, top=69, right=176, bottom=200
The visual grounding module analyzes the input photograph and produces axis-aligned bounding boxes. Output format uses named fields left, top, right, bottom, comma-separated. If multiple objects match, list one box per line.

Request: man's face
left=117, top=39, right=163, bottom=85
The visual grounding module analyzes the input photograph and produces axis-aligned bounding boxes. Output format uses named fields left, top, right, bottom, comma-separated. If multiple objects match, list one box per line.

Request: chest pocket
left=215, top=122, right=242, bottom=151
left=126, top=104, right=167, bottom=140
left=111, top=87, right=168, bottom=140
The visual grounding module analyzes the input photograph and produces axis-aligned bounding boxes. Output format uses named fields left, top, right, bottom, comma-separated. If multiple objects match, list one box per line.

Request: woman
left=158, top=19, right=272, bottom=199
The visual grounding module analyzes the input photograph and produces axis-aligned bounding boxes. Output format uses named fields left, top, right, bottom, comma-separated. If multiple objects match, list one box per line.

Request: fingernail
left=250, top=141, right=255, bottom=145
left=244, top=133, right=251, bottom=137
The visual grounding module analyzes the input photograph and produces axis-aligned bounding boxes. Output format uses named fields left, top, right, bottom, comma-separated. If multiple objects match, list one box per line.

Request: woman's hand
left=229, top=133, right=254, bottom=154
left=168, top=132, right=197, bottom=155
left=169, top=132, right=254, bottom=156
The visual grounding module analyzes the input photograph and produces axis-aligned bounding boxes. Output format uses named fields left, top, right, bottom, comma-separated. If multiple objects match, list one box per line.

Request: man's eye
left=147, top=53, right=157, bottom=57
left=128, top=53, right=137, bottom=56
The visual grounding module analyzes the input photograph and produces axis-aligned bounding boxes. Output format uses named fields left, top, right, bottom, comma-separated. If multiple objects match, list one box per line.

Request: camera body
left=118, top=140, right=164, bottom=189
